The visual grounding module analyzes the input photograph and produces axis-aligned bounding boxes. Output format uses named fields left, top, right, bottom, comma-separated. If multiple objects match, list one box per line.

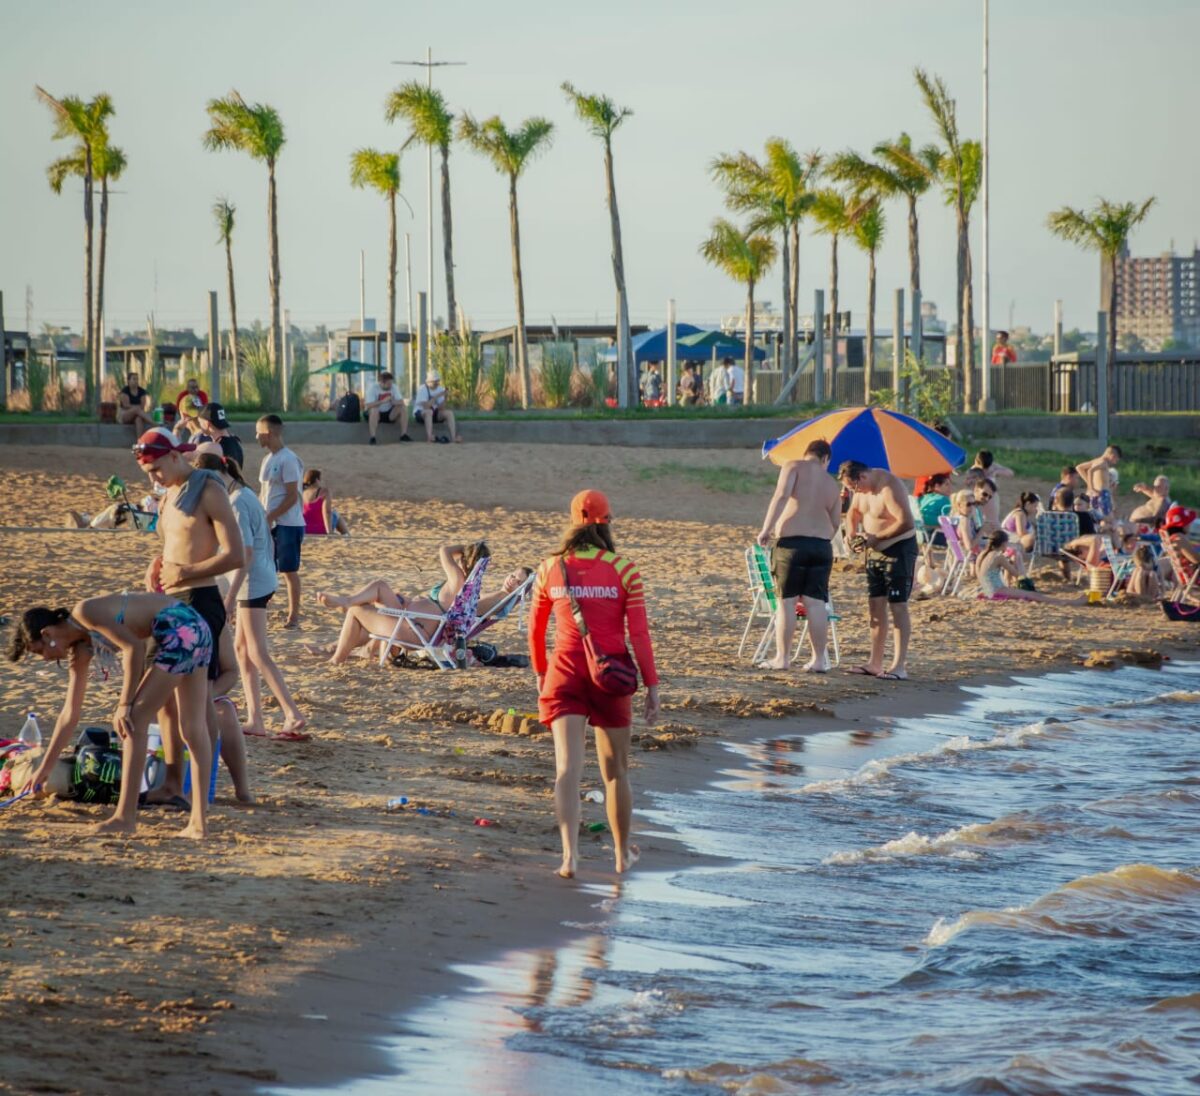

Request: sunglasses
left=979, top=492, right=994, bottom=501
left=132, top=443, right=168, bottom=459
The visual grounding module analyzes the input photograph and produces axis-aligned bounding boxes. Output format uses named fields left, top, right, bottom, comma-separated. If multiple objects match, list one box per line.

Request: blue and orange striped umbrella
left=762, top=406, right=965, bottom=477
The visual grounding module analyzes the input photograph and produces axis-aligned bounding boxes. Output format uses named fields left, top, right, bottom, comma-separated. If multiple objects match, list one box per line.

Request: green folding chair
left=739, top=544, right=841, bottom=666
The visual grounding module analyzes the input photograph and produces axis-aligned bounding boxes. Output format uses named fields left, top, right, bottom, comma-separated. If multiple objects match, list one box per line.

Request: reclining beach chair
left=1160, top=537, right=1199, bottom=605
left=463, top=569, right=536, bottom=642
left=1098, top=534, right=1137, bottom=599
left=367, top=558, right=491, bottom=668
left=937, top=515, right=968, bottom=596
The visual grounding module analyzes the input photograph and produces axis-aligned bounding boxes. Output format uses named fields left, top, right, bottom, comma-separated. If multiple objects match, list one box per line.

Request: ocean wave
left=799, top=720, right=1059, bottom=796
left=823, top=814, right=1071, bottom=865
left=663, top=1055, right=841, bottom=1090
left=924, top=863, right=1200, bottom=947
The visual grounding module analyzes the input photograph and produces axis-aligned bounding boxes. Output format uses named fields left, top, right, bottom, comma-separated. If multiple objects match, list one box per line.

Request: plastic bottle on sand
left=18, top=713, right=42, bottom=749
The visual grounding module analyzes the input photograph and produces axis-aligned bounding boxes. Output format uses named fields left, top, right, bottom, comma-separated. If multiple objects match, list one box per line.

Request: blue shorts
left=273, top=524, right=304, bottom=573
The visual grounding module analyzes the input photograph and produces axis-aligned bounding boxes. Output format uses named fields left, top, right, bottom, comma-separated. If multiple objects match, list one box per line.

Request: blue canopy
left=601, top=325, right=767, bottom=364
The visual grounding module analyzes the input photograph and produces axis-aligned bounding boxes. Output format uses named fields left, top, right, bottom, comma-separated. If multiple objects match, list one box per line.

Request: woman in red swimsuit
left=529, top=489, right=660, bottom=879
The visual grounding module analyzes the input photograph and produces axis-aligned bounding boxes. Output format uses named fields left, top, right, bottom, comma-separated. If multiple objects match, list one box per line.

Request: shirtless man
left=839, top=460, right=917, bottom=681
left=134, top=427, right=246, bottom=832
left=1129, top=475, right=1171, bottom=527
left=757, top=439, right=841, bottom=672
left=1076, top=444, right=1122, bottom=522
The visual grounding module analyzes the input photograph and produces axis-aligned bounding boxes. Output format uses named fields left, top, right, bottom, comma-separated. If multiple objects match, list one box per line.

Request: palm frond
left=349, top=148, right=400, bottom=195
left=1047, top=196, right=1157, bottom=259
left=212, top=197, right=236, bottom=245
left=385, top=81, right=453, bottom=148
left=851, top=197, right=887, bottom=252
left=458, top=113, right=553, bottom=177
left=203, top=90, right=285, bottom=162
left=46, top=151, right=85, bottom=193
left=913, top=68, right=959, bottom=158
left=561, top=81, right=632, bottom=141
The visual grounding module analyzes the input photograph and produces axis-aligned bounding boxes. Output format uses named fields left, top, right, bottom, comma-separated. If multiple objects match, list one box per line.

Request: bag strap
left=558, top=557, right=592, bottom=639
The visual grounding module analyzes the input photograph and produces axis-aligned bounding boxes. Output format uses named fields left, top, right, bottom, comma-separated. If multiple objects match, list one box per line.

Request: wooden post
left=1053, top=299, right=1063, bottom=358
left=1096, top=311, right=1109, bottom=446
left=893, top=287, right=904, bottom=411
left=0, top=290, right=7, bottom=409
left=665, top=298, right=677, bottom=407
left=813, top=289, right=825, bottom=405
left=207, top=291, right=220, bottom=403
left=281, top=308, right=291, bottom=411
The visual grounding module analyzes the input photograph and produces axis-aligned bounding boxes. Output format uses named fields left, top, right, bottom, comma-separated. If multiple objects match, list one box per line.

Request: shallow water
left=283, top=663, right=1200, bottom=1095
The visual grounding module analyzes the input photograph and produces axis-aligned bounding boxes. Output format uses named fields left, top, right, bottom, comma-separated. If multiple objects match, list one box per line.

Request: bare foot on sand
left=176, top=821, right=208, bottom=840
left=281, top=715, right=307, bottom=735
left=615, top=844, right=641, bottom=874
left=316, top=592, right=349, bottom=610
left=91, top=816, right=137, bottom=836
left=301, top=643, right=336, bottom=658
left=557, top=855, right=578, bottom=879
left=803, top=655, right=832, bottom=674
left=241, top=722, right=269, bottom=737
left=756, top=658, right=789, bottom=671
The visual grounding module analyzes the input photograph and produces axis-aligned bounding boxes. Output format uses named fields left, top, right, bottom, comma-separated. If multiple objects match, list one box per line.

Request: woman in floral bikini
left=7, top=591, right=215, bottom=839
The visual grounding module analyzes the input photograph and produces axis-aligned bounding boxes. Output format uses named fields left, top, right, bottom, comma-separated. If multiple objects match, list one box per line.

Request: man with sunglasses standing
left=839, top=460, right=917, bottom=682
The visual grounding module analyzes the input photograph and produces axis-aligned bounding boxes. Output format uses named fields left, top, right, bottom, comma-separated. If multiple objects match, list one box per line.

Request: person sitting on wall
left=413, top=370, right=460, bottom=443
left=117, top=371, right=155, bottom=434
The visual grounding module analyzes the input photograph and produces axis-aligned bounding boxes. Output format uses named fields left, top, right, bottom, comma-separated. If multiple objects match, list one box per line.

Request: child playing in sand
left=975, top=532, right=1081, bottom=603
left=7, top=594, right=214, bottom=838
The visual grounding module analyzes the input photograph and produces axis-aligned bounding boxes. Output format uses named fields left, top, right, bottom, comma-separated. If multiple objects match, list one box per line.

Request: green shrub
left=432, top=335, right=483, bottom=409
left=539, top=342, right=575, bottom=409
left=874, top=352, right=956, bottom=424
left=243, top=336, right=280, bottom=409
left=26, top=354, right=48, bottom=411
left=486, top=347, right=509, bottom=411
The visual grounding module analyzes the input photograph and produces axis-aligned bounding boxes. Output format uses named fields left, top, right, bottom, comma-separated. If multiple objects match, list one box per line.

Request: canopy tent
left=600, top=324, right=764, bottom=364
left=311, top=358, right=383, bottom=375
left=677, top=328, right=767, bottom=361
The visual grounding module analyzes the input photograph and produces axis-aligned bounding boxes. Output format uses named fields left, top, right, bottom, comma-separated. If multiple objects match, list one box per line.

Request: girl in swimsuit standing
left=8, top=592, right=215, bottom=838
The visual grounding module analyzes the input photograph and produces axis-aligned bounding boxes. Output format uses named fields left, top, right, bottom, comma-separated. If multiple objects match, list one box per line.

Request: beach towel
left=173, top=470, right=224, bottom=516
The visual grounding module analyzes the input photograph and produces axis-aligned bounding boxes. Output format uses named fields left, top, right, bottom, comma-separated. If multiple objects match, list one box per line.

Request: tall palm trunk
left=224, top=236, right=241, bottom=401
left=439, top=143, right=457, bottom=331
left=1107, top=251, right=1119, bottom=412
left=508, top=174, right=531, bottom=409
left=83, top=143, right=95, bottom=410
left=96, top=172, right=109, bottom=399
left=907, top=194, right=920, bottom=297
left=828, top=233, right=840, bottom=398
left=780, top=226, right=791, bottom=378
left=954, top=200, right=968, bottom=411
left=790, top=222, right=800, bottom=378
left=603, top=138, right=634, bottom=408
left=387, top=189, right=398, bottom=374
left=866, top=247, right=877, bottom=401
left=745, top=279, right=756, bottom=404
left=267, top=157, right=282, bottom=398
left=963, top=230, right=975, bottom=412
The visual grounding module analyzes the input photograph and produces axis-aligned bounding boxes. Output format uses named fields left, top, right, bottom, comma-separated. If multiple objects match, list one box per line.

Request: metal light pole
left=392, top=49, right=467, bottom=332
left=980, top=0, right=993, bottom=411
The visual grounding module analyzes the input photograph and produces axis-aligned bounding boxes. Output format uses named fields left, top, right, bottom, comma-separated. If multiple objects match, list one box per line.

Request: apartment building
left=1112, top=245, right=1200, bottom=348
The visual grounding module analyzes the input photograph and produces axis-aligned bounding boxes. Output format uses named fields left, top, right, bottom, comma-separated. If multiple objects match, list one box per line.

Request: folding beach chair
left=368, top=557, right=491, bottom=668
left=464, top=569, right=536, bottom=642
left=739, top=545, right=778, bottom=660
left=1034, top=510, right=1079, bottom=562
left=1099, top=534, right=1137, bottom=600
left=937, top=515, right=968, bottom=596
left=909, top=497, right=931, bottom=556
left=1160, top=537, right=1200, bottom=605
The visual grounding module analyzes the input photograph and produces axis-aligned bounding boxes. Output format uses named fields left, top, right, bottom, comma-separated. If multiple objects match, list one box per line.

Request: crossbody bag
left=558, top=558, right=638, bottom=696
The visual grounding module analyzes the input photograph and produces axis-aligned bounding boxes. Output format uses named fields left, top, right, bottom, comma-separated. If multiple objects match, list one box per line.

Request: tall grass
left=432, top=335, right=483, bottom=408
left=539, top=342, right=575, bottom=409
left=26, top=356, right=49, bottom=411
left=243, top=336, right=280, bottom=409
left=486, top=347, right=510, bottom=411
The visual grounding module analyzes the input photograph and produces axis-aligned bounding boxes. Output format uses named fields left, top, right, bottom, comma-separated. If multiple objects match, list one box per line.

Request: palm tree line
left=34, top=66, right=1157, bottom=415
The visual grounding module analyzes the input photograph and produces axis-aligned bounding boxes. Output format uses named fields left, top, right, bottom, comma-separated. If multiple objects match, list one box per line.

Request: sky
left=2, top=0, right=1197, bottom=341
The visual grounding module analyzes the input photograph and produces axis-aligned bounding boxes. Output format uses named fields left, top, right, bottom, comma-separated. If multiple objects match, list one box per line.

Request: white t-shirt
left=712, top=366, right=732, bottom=398
left=259, top=446, right=305, bottom=527
left=415, top=383, right=447, bottom=411
left=231, top=487, right=278, bottom=599
left=730, top=364, right=746, bottom=395
left=366, top=380, right=397, bottom=412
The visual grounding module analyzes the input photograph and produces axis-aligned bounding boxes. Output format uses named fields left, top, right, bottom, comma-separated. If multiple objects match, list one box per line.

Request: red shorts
left=538, top=646, right=633, bottom=729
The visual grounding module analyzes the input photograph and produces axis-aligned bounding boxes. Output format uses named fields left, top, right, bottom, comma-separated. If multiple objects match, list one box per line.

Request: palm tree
left=1047, top=197, right=1156, bottom=369
left=711, top=141, right=820, bottom=381
left=213, top=198, right=241, bottom=400
left=698, top=218, right=777, bottom=401
left=561, top=82, right=635, bottom=406
left=811, top=188, right=854, bottom=393
left=92, top=141, right=125, bottom=389
left=943, top=140, right=982, bottom=410
left=349, top=150, right=402, bottom=375
left=457, top=113, right=554, bottom=409
left=36, top=87, right=113, bottom=409
left=914, top=68, right=971, bottom=408
left=849, top=197, right=886, bottom=399
left=203, top=91, right=286, bottom=378
left=829, top=133, right=939, bottom=299
left=386, top=82, right=457, bottom=329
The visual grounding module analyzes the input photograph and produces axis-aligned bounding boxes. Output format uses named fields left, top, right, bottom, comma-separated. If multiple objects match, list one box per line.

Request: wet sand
left=0, top=442, right=1190, bottom=1094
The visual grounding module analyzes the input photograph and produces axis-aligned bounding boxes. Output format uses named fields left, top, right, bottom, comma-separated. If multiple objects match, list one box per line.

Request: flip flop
left=846, top=666, right=880, bottom=676
left=269, top=730, right=310, bottom=742
left=241, top=726, right=270, bottom=737
left=140, top=794, right=191, bottom=812
left=877, top=672, right=909, bottom=681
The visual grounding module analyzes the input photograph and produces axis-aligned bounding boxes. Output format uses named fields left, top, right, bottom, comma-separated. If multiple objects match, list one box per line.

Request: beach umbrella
left=762, top=406, right=965, bottom=477
left=678, top=328, right=767, bottom=360
left=311, top=358, right=383, bottom=375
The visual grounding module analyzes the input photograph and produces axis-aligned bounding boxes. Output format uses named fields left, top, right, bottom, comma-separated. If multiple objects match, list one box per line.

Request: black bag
left=1161, top=599, right=1200, bottom=622
left=335, top=392, right=361, bottom=423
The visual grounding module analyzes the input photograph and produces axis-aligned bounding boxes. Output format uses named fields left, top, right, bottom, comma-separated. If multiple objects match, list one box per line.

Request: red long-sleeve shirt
left=528, top=545, right=658, bottom=686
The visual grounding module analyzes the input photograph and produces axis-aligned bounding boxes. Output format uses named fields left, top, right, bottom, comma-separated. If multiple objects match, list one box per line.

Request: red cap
left=1164, top=504, right=1196, bottom=531
left=570, top=489, right=612, bottom=526
left=133, top=427, right=195, bottom=464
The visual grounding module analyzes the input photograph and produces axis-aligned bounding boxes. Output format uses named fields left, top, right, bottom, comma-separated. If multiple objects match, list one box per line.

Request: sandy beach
left=0, top=441, right=1191, bottom=1095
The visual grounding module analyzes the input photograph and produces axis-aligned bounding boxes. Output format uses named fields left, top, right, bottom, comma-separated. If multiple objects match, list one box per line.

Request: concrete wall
left=1, top=413, right=1197, bottom=451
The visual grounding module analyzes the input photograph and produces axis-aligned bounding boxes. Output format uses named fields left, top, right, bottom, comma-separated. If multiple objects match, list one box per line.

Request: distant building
left=1111, top=244, right=1200, bottom=348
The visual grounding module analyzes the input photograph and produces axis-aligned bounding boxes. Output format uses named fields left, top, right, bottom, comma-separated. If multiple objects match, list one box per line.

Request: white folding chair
left=797, top=598, right=842, bottom=667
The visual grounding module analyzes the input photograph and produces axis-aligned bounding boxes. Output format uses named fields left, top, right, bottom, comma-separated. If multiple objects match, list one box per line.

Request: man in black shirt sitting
left=117, top=371, right=155, bottom=433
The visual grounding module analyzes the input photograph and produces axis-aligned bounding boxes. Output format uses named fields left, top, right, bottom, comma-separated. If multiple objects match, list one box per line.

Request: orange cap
left=570, top=489, right=612, bottom=526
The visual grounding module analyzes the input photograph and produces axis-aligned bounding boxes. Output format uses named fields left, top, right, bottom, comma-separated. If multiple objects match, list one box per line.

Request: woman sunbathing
left=314, top=565, right=533, bottom=664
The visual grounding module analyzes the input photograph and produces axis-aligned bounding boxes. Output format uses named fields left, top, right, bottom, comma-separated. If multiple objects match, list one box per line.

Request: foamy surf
left=925, top=863, right=1200, bottom=947
left=824, top=814, right=1070, bottom=865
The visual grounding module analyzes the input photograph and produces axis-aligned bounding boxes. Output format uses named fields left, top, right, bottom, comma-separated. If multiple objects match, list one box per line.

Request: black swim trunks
left=771, top=535, right=833, bottom=601
left=172, top=584, right=226, bottom=681
left=865, top=536, right=919, bottom=604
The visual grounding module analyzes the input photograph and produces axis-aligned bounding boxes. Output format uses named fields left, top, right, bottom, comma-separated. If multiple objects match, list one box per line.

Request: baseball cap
left=570, top=488, right=612, bottom=526
left=133, top=427, right=195, bottom=464
left=199, top=402, right=229, bottom=429
left=426, top=370, right=441, bottom=384
left=1163, top=504, right=1196, bottom=531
